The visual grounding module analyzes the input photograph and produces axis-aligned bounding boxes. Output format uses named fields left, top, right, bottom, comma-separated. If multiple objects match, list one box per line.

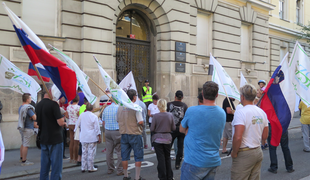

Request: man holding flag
left=260, top=53, right=295, bottom=174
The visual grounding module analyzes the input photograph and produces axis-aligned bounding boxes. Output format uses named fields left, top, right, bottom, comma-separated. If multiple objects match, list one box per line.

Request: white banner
left=119, top=71, right=137, bottom=93
left=240, top=72, right=247, bottom=88
left=0, top=55, right=41, bottom=102
left=51, top=45, right=97, bottom=105
left=288, top=42, right=310, bottom=107
left=209, top=54, right=240, bottom=101
left=93, top=55, right=142, bottom=112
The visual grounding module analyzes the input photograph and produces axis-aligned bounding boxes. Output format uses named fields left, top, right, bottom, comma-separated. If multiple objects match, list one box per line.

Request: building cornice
left=247, top=0, right=275, bottom=11
left=269, top=23, right=303, bottom=37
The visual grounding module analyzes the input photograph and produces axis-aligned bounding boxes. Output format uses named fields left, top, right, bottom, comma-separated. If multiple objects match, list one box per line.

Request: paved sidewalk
left=0, top=129, right=153, bottom=179
left=0, top=116, right=302, bottom=179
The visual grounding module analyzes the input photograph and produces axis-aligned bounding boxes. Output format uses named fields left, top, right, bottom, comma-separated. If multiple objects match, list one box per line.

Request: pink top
left=67, top=104, right=80, bottom=125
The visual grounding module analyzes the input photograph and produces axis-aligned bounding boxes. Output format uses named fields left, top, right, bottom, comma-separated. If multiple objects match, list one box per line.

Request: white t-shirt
left=232, top=105, right=268, bottom=148
left=148, top=103, right=160, bottom=123
left=235, top=104, right=243, bottom=111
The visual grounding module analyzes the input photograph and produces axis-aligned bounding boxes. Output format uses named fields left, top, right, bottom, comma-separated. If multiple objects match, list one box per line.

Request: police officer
left=141, top=80, right=153, bottom=108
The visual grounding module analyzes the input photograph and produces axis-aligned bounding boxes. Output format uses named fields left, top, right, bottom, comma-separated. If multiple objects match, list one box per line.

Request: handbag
left=74, top=126, right=80, bottom=141
left=36, top=129, right=41, bottom=149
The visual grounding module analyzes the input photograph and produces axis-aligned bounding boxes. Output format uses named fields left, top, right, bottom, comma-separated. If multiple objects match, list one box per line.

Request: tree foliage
left=300, top=23, right=310, bottom=44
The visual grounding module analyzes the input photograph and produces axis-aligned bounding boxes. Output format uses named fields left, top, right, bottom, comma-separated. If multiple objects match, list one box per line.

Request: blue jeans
left=268, top=125, right=293, bottom=171
left=40, top=143, right=63, bottom=180
left=121, top=134, right=144, bottom=162
left=181, top=162, right=217, bottom=180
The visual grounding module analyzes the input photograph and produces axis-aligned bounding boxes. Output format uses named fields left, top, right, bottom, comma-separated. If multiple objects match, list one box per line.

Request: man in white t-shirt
left=231, top=84, right=269, bottom=180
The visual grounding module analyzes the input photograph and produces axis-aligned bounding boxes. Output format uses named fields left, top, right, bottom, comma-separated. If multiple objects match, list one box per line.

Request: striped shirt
left=102, top=103, right=119, bottom=130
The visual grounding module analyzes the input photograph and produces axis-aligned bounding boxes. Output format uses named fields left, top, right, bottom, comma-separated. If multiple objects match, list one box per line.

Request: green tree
left=300, top=23, right=310, bottom=44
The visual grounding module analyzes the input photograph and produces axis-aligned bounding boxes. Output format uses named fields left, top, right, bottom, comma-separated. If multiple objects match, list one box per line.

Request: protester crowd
left=16, top=78, right=308, bottom=180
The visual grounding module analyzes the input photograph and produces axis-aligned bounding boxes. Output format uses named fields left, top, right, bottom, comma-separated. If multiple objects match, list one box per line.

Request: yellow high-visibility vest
left=142, top=86, right=152, bottom=103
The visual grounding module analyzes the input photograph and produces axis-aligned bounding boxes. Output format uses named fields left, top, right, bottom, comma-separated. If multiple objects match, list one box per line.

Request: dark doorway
left=116, top=10, right=151, bottom=95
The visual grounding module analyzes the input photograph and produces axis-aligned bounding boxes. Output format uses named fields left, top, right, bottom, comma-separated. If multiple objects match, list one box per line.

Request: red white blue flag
left=3, top=3, right=77, bottom=102
left=260, top=53, right=295, bottom=146
left=28, top=62, right=51, bottom=82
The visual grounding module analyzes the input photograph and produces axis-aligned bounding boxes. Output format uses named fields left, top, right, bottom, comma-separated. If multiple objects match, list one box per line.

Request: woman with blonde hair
left=151, top=99, right=176, bottom=180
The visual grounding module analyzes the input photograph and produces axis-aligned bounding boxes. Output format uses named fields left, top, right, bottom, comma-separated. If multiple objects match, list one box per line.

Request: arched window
left=116, top=10, right=149, bottom=41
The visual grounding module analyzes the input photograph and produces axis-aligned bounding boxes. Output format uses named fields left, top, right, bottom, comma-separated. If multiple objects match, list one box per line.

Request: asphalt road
left=14, top=127, right=310, bottom=180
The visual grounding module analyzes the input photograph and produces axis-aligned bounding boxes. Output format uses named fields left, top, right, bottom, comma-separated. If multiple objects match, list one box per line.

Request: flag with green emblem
left=93, top=55, right=142, bottom=112
left=0, top=54, right=41, bottom=102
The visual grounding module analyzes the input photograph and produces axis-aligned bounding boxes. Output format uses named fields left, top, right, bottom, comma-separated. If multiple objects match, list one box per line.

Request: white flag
left=240, top=72, right=247, bottom=88
left=209, top=54, right=240, bottom=101
left=50, top=45, right=97, bottom=105
left=93, top=55, right=142, bottom=112
left=0, top=130, right=4, bottom=173
left=288, top=42, right=310, bottom=107
left=0, top=55, right=41, bottom=102
left=119, top=71, right=137, bottom=93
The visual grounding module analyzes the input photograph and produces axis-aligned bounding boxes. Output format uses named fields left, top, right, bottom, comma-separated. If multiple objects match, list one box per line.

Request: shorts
left=19, top=128, right=35, bottom=147
left=121, top=134, right=144, bottom=162
left=223, top=122, right=232, bottom=139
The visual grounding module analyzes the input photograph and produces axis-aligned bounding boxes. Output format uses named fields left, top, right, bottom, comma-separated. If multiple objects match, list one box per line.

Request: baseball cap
left=197, top=93, right=203, bottom=101
left=145, top=79, right=149, bottom=83
left=175, top=90, right=183, bottom=98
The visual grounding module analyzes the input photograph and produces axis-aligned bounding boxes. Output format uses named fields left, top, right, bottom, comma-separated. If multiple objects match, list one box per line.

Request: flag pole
left=88, top=77, right=116, bottom=104
left=32, top=64, right=52, bottom=100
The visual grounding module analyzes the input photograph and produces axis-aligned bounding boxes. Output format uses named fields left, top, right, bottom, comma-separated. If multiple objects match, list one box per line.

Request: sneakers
left=123, top=177, right=131, bottom=180
left=101, top=148, right=107, bottom=153
left=88, top=167, right=97, bottom=172
left=144, top=145, right=148, bottom=149
left=76, top=161, right=81, bottom=166
left=303, top=149, right=310, bottom=152
left=151, top=147, right=155, bottom=151
left=21, top=160, right=34, bottom=166
left=63, top=156, right=70, bottom=160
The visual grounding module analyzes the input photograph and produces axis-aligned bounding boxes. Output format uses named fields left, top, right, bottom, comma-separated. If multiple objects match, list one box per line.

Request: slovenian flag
left=260, top=53, right=295, bottom=146
left=3, top=3, right=77, bottom=103
left=28, top=62, right=50, bottom=82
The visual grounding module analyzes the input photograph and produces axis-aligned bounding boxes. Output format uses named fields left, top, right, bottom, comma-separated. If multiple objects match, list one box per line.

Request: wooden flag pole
left=32, top=64, right=52, bottom=100
left=88, top=77, right=116, bottom=104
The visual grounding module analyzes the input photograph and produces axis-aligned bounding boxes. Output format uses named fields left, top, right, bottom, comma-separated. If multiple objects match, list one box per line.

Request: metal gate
left=116, top=37, right=150, bottom=94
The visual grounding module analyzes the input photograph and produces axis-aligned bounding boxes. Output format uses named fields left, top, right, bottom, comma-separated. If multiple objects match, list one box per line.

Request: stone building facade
left=0, top=0, right=309, bottom=149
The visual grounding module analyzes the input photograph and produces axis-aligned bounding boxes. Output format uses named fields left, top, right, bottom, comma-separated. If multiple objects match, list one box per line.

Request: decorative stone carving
left=195, top=0, right=218, bottom=13
left=239, top=3, right=257, bottom=24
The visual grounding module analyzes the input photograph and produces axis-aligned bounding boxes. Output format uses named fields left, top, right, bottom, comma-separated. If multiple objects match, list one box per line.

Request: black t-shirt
left=222, top=97, right=235, bottom=122
left=167, top=101, right=188, bottom=127
left=36, top=98, right=63, bottom=145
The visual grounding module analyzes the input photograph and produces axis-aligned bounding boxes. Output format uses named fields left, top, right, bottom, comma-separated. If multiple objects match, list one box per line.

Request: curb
left=1, top=150, right=156, bottom=180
